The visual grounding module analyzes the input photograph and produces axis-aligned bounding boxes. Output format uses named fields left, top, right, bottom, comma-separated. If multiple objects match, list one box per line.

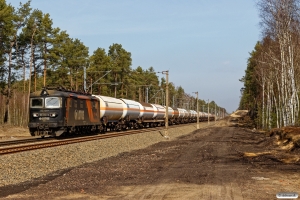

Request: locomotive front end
left=28, top=88, right=65, bottom=137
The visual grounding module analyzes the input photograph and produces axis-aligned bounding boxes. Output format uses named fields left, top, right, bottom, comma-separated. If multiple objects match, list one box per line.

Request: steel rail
left=0, top=137, right=54, bottom=147
left=0, top=123, right=204, bottom=156
left=0, top=124, right=184, bottom=155
left=0, top=126, right=164, bottom=148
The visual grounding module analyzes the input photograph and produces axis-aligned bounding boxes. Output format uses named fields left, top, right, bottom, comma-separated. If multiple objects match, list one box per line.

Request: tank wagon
left=92, top=96, right=169, bottom=131
left=28, top=87, right=216, bottom=137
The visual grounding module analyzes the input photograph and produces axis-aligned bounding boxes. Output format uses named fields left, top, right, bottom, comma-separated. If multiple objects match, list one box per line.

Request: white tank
left=186, top=110, right=192, bottom=118
left=177, top=108, right=186, bottom=118
left=152, top=104, right=166, bottom=120
left=93, top=95, right=125, bottom=121
left=199, top=112, right=205, bottom=118
left=190, top=110, right=197, bottom=118
left=139, top=102, right=156, bottom=120
left=183, top=109, right=189, bottom=118
left=120, top=98, right=143, bottom=120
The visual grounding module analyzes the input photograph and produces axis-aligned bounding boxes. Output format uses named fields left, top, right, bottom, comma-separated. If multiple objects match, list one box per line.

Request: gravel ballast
left=0, top=124, right=204, bottom=187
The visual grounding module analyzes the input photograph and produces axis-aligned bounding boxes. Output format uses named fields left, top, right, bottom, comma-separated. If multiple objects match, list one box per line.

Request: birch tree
left=257, top=0, right=300, bottom=127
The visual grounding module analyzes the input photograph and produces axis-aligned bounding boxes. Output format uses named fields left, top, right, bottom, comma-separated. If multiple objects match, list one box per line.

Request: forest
left=0, top=0, right=224, bottom=127
left=239, top=0, right=300, bottom=129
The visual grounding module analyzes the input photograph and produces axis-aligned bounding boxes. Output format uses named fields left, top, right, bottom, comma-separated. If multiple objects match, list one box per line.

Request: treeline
left=0, top=0, right=224, bottom=126
left=239, top=0, right=300, bottom=129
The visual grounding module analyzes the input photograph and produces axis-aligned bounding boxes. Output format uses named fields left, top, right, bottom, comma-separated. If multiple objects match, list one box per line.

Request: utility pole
left=139, top=87, right=142, bottom=102
left=193, top=92, right=199, bottom=129
left=215, top=104, right=216, bottom=122
left=161, top=89, right=164, bottom=106
left=165, top=71, right=169, bottom=137
left=207, top=99, right=210, bottom=124
left=158, top=70, right=169, bottom=138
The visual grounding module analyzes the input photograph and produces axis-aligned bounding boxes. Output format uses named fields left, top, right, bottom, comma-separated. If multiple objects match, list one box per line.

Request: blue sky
left=8, top=0, right=261, bottom=113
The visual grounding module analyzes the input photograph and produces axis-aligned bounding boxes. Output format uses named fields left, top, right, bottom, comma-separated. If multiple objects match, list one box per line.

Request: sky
left=8, top=0, right=261, bottom=113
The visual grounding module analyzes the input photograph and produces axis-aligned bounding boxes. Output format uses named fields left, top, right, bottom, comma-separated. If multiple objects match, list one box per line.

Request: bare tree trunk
left=262, top=72, right=265, bottom=129
left=22, top=51, right=26, bottom=126
left=43, top=43, right=47, bottom=87
left=4, top=41, right=15, bottom=124
left=114, top=72, right=117, bottom=98
left=70, top=69, right=73, bottom=89
left=27, top=26, right=37, bottom=121
left=139, top=87, right=142, bottom=102
left=13, top=92, right=15, bottom=126
left=34, top=59, right=36, bottom=92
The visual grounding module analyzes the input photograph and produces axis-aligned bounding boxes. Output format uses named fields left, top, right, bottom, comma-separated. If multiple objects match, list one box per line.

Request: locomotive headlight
left=33, top=113, right=39, bottom=117
left=50, top=113, right=57, bottom=117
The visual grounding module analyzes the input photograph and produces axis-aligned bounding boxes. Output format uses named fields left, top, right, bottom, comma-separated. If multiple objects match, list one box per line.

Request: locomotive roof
left=30, top=87, right=98, bottom=100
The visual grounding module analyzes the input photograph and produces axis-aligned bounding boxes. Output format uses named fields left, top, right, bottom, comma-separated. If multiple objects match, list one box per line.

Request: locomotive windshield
left=30, top=98, right=43, bottom=108
left=30, top=97, right=61, bottom=108
left=45, top=97, right=61, bottom=108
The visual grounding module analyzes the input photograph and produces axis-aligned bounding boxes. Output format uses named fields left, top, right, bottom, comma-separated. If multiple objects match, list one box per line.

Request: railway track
left=0, top=137, right=55, bottom=147
left=0, top=123, right=197, bottom=156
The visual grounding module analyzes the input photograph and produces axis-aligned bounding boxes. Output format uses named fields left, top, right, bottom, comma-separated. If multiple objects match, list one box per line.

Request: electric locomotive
left=28, top=87, right=101, bottom=137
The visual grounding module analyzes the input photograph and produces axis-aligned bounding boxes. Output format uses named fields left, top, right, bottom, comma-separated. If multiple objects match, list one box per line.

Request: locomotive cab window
left=30, top=98, right=43, bottom=108
left=45, top=97, right=61, bottom=108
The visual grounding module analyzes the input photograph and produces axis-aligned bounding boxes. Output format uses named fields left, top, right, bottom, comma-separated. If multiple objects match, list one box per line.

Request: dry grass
left=0, top=124, right=30, bottom=137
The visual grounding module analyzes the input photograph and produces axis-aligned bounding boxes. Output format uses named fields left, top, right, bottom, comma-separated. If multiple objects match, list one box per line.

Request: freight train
left=28, top=87, right=215, bottom=137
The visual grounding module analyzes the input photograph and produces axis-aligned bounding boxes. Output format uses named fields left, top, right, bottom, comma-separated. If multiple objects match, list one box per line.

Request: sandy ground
left=0, top=115, right=299, bottom=199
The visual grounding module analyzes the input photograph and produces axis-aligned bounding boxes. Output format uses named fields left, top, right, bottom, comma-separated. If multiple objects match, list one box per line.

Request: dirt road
left=1, top=123, right=300, bottom=199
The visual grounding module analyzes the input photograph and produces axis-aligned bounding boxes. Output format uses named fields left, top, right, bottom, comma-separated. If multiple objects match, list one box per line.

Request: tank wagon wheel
left=138, top=124, right=143, bottom=129
left=110, top=125, right=114, bottom=132
left=133, top=123, right=139, bottom=129
left=130, top=122, right=135, bottom=129
left=114, top=124, right=120, bottom=131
